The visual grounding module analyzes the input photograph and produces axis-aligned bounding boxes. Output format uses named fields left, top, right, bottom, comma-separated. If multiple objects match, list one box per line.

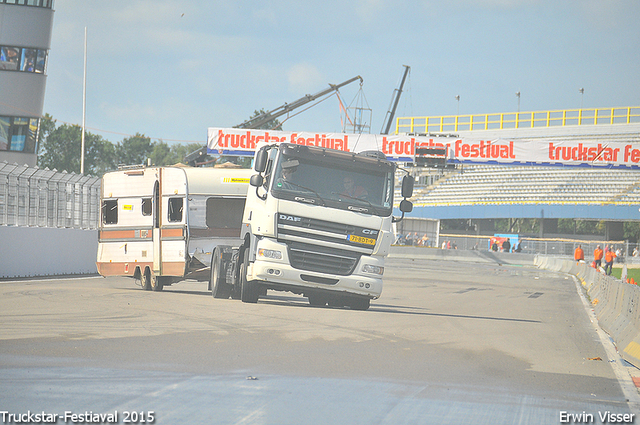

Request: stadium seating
left=401, top=165, right=640, bottom=205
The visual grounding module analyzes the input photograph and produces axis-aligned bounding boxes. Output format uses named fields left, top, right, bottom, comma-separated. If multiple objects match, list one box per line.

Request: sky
left=44, top=0, right=640, bottom=146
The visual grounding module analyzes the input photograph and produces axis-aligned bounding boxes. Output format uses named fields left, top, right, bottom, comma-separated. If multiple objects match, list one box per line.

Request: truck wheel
left=349, top=297, right=370, bottom=311
left=149, top=272, right=163, bottom=292
left=140, top=268, right=151, bottom=291
left=240, top=250, right=260, bottom=303
left=211, top=247, right=232, bottom=299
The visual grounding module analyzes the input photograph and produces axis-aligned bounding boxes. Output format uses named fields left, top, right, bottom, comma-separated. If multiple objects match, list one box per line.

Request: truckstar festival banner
left=207, top=127, right=640, bottom=169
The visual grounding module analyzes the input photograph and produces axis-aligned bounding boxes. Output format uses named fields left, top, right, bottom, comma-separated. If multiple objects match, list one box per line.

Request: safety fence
left=0, top=162, right=100, bottom=229
left=536, top=255, right=640, bottom=369
left=396, top=106, right=640, bottom=134
left=398, top=233, right=637, bottom=265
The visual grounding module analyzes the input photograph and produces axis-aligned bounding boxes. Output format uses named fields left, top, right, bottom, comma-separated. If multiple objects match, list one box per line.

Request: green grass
left=610, top=266, right=640, bottom=283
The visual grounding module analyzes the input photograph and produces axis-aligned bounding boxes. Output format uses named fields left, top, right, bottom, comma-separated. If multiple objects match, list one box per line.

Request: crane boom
left=235, top=75, right=363, bottom=129
left=185, top=76, right=363, bottom=165
left=381, top=65, right=410, bottom=135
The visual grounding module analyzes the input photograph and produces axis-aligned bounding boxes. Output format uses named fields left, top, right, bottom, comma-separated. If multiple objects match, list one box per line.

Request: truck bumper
left=248, top=238, right=384, bottom=299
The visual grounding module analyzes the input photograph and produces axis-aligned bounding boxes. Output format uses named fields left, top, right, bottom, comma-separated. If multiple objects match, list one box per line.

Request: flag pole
left=81, top=26, right=87, bottom=174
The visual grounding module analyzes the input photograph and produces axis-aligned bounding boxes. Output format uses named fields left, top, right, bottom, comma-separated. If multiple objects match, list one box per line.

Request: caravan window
left=102, top=199, right=118, bottom=224
left=141, top=198, right=152, bottom=216
left=206, top=198, right=245, bottom=229
left=168, top=197, right=183, bottom=222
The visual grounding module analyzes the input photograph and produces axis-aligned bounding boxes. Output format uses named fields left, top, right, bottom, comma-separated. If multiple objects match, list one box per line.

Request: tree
left=36, top=113, right=56, bottom=149
left=148, top=141, right=205, bottom=166
left=115, top=133, right=153, bottom=166
left=37, top=117, right=116, bottom=176
left=624, top=222, right=640, bottom=243
left=250, top=108, right=283, bottom=131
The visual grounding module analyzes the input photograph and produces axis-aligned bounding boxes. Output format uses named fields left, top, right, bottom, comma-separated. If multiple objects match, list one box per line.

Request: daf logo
left=362, top=229, right=378, bottom=236
left=279, top=214, right=302, bottom=222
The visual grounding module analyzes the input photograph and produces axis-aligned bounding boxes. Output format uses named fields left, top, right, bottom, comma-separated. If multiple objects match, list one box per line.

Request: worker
left=574, top=245, right=584, bottom=262
left=594, top=245, right=603, bottom=269
left=604, top=246, right=616, bottom=275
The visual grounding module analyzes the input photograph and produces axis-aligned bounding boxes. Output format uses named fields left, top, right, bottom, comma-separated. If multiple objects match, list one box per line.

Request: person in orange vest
left=574, top=245, right=584, bottom=262
left=604, top=246, right=616, bottom=275
left=593, top=245, right=603, bottom=269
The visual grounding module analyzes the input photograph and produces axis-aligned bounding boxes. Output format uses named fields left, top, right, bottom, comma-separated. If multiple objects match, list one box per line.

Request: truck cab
left=234, top=143, right=413, bottom=310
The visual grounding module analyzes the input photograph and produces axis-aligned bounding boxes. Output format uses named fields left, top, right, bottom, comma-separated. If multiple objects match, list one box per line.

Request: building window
left=0, top=116, right=38, bottom=153
left=0, top=0, right=54, bottom=8
left=0, top=46, right=47, bottom=73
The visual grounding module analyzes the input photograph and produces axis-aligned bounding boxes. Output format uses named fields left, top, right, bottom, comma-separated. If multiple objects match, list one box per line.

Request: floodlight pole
left=81, top=27, right=87, bottom=175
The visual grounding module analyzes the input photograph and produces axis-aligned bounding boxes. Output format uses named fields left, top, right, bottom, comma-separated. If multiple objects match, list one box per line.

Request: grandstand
left=411, top=165, right=640, bottom=205
left=393, top=106, right=640, bottom=240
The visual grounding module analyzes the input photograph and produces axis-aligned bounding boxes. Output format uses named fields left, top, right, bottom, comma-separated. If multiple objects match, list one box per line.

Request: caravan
left=96, top=166, right=251, bottom=291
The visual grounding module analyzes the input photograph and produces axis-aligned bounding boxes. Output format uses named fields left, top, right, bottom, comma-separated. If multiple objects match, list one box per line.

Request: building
left=0, top=0, right=54, bottom=167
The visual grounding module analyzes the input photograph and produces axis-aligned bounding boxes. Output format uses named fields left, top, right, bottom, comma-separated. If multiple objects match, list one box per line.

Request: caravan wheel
left=149, top=272, right=164, bottom=292
left=140, top=268, right=151, bottom=291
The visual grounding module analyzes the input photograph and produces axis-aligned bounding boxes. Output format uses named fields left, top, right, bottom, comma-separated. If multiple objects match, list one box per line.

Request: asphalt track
left=1, top=256, right=639, bottom=424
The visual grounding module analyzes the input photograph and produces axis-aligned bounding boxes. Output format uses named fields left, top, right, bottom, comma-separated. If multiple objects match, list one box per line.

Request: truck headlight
left=258, top=248, right=282, bottom=260
left=362, top=264, right=384, bottom=275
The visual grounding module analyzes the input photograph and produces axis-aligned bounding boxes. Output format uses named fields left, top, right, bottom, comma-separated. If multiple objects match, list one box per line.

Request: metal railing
left=433, top=233, right=635, bottom=264
left=0, top=162, right=100, bottom=229
left=396, top=106, right=640, bottom=134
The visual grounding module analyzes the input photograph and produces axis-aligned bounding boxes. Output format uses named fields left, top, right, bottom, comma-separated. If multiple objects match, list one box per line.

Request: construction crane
left=380, top=65, right=410, bottom=135
left=185, top=76, right=363, bottom=166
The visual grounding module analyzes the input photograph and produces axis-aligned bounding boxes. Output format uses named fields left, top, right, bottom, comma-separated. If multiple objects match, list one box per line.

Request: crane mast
left=380, top=65, right=410, bottom=135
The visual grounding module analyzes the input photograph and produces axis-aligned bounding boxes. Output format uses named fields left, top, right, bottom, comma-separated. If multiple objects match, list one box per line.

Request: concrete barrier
left=535, top=255, right=640, bottom=369
left=0, top=226, right=97, bottom=278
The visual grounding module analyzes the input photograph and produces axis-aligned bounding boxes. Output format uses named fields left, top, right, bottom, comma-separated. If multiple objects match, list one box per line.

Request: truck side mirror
left=399, top=199, right=413, bottom=213
left=254, top=148, right=268, bottom=172
left=250, top=174, right=263, bottom=187
left=250, top=174, right=267, bottom=200
left=401, top=175, right=414, bottom=198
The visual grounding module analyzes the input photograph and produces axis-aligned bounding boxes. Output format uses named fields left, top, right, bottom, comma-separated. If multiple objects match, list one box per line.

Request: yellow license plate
left=348, top=235, right=376, bottom=245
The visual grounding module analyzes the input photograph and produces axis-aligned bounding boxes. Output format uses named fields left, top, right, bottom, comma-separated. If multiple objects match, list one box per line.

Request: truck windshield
left=271, top=152, right=394, bottom=216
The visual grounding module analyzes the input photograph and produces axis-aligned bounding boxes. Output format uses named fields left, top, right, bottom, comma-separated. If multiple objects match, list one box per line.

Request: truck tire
left=140, top=267, right=151, bottom=291
left=149, top=271, right=163, bottom=292
left=240, top=249, right=260, bottom=303
left=211, top=247, right=232, bottom=299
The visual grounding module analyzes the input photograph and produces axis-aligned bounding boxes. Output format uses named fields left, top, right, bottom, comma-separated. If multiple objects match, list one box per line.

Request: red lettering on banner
left=216, top=130, right=227, bottom=148
left=289, top=134, right=349, bottom=151
left=454, top=140, right=515, bottom=160
left=548, top=142, right=623, bottom=163
left=381, top=137, right=453, bottom=157
left=625, top=145, right=640, bottom=163
left=215, top=130, right=258, bottom=149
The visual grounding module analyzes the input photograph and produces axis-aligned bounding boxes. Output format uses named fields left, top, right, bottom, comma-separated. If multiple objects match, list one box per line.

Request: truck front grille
left=287, top=242, right=360, bottom=276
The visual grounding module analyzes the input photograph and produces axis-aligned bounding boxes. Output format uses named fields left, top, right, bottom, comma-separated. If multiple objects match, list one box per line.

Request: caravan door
left=152, top=179, right=161, bottom=274
left=158, top=168, right=188, bottom=277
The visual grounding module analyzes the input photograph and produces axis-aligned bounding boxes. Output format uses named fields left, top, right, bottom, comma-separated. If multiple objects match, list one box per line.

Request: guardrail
left=0, top=162, right=100, bottom=229
left=536, top=255, right=640, bottom=369
left=396, top=106, right=640, bottom=134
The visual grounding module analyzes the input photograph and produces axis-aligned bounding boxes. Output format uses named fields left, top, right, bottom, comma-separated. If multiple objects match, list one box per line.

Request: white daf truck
left=209, top=142, right=413, bottom=310
left=96, top=166, right=252, bottom=291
